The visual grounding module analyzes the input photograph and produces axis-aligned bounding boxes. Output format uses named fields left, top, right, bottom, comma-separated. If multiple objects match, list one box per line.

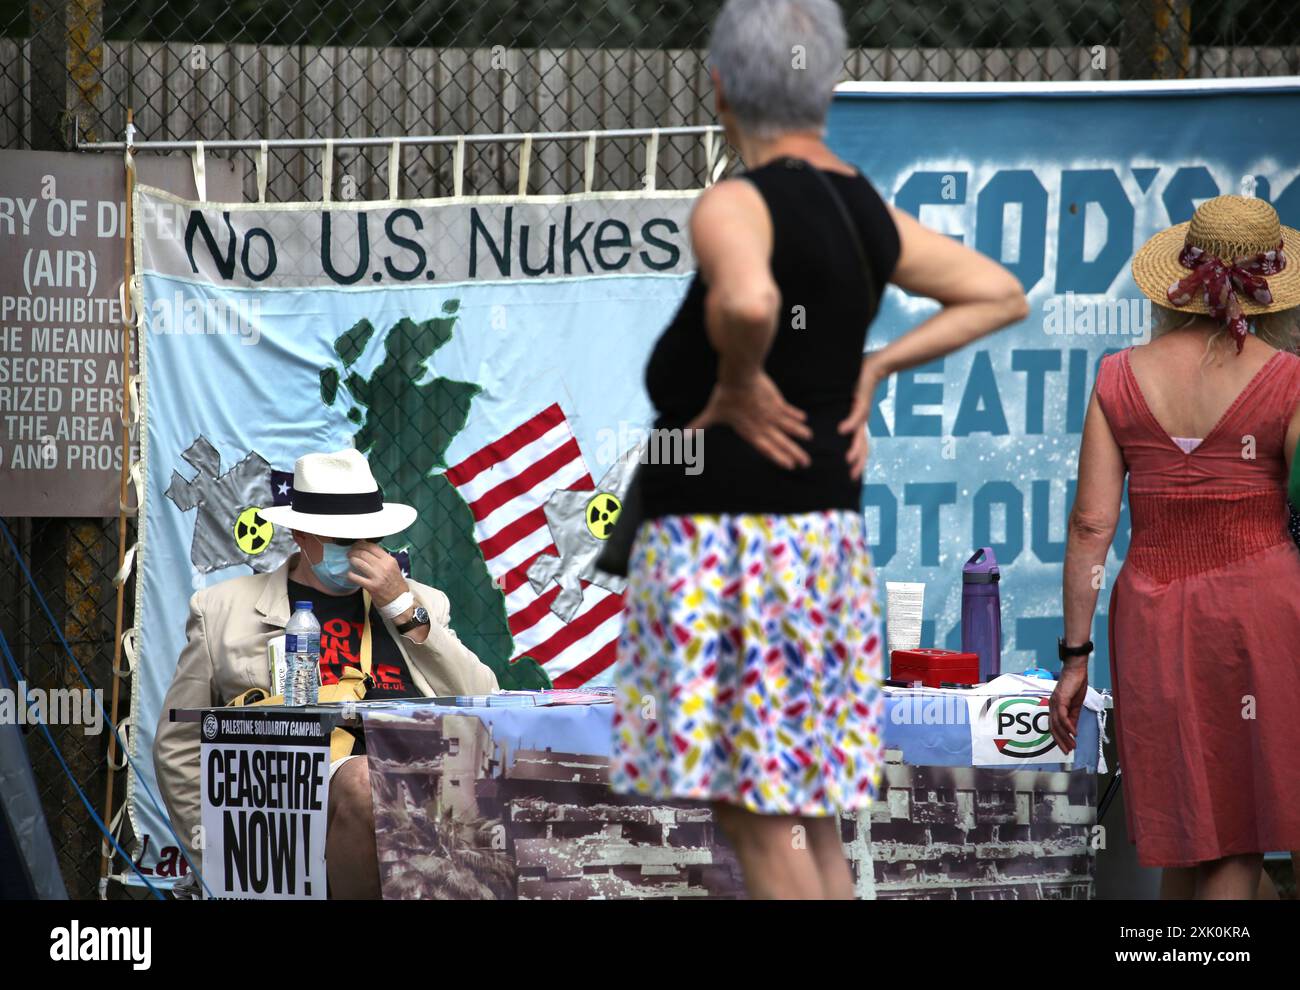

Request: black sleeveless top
left=640, top=156, right=901, bottom=518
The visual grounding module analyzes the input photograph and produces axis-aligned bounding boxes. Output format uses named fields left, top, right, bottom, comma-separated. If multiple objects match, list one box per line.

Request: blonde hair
left=1150, top=303, right=1300, bottom=362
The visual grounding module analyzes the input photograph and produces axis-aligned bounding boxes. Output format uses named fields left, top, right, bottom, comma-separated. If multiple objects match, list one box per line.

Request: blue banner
left=827, top=79, right=1300, bottom=681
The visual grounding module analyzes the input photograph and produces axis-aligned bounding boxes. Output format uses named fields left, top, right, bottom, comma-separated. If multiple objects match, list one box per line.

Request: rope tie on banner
left=191, top=140, right=207, bottom=201
left=321, top=138, right=335, bottom=202
left=388, top=139, right=401, bottom=199
left=127, top=374, right=141, bottom=424
left=106, top=717, right=132, bottom=773
left=256, top=140, right=268, bottom=202
left=643, top=128, right=659, bottom=192
left=119, top=460, right=143, bottom=517
left=112, top=542, right=138, bottom=588
left=703, top=127, right=729, bottom=184
left=127, top=271, right=143, bottom=328
left=453, top=135, right=465, bottom=197
left=584, top=132, right=597, bottom=194
left=118, top=371, right=137, bottom=427
left=711, top=142, right=729, bottom=185
left=518, top=134, right=533, bottom=197
left=117, top=627, right=138, bottom=678
left=117, top=278, right=138, bottom=335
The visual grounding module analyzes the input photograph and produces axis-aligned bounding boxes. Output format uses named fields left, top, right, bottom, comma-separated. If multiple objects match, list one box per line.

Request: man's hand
left=1048, top=659, right=1089, bottom=755
left=346, top=542, right=408, bottom=609
left=687, top=372, right=812, bottom=470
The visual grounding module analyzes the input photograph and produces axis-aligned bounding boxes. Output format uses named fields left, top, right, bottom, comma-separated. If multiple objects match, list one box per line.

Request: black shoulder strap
left=802, top=163, right=879, bottom=319
left=768, top=157, right=878, bottom=319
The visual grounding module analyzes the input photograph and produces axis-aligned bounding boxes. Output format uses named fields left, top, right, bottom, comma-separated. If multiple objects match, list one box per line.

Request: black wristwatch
left=395, top=606, right=431, bottom=635
left=1058, top=637, right=1093, bottom=663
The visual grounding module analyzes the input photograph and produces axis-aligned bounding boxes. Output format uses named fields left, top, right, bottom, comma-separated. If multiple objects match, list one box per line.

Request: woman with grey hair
left=608, top=0, right=1027, bottom=899
left=1050, top=194, right=1300, bottom=898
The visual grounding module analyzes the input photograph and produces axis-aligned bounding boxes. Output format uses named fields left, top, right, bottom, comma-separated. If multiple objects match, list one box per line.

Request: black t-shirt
left=640, top=156, right=901, bottom=518
left=286, top=579, right=419, bottom=699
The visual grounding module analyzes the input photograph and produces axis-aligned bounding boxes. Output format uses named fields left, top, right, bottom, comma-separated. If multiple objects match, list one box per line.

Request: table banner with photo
left=359, top=698, right=1099, bottom=900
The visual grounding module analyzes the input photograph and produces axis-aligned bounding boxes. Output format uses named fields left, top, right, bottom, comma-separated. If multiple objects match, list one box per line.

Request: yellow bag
left=227, top=591, right=375, bottom=764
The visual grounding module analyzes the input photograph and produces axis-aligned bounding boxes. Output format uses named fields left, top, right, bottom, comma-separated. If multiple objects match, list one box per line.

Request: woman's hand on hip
left=838, top=356, right=885, bottom=481
left=687, top=372, right=813, bottom=470
left=1048, top=660, right=1089, bottom=755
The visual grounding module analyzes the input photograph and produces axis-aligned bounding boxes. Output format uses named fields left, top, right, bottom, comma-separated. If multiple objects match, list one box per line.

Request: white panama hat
left=259, top=448, right=416, bottom=540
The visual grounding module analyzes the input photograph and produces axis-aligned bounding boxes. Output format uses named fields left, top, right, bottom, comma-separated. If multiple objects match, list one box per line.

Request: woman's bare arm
left=868, top=205, right=1030, bottom=376
left=1050, top=384, right=1125, bottom=753
left=838, top=205, right=1030, bottom=478
left=681, top=177, right=814, bottom=469
left=690, top=178, right=780, bottom=385
left=1063, top=386, right=1126, bottom=649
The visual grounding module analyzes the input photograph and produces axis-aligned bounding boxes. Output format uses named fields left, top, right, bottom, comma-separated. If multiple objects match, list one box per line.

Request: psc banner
left=965, top=693, right=1068, bottom=767
left=827, top=78, right=1300, bottom=684
left=199, top=709, right=330, bottom=899
left=128, top=182, right=697, bottom=882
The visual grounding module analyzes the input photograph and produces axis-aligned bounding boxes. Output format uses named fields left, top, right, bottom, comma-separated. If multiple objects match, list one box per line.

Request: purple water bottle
left=961, top=547, right=1002, bottom=682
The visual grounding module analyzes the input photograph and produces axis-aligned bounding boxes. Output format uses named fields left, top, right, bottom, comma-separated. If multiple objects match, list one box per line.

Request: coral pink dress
left=1096, top=347, right=1300, bottom=867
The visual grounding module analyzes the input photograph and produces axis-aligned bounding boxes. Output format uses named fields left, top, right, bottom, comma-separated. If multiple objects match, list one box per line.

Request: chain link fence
left=0, top=516, right=131, bottom=899
left=1, top=0, right=1297, bottom=898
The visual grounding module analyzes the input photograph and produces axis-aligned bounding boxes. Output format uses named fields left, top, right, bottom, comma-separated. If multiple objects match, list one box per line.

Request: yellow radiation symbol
left=585, top=492, right=622, bottom=540
left=234, top=507, right=274, bottom=556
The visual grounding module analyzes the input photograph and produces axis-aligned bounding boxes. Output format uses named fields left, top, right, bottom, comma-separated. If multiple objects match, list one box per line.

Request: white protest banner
left=965, top=693, right=1071, bottom=767
left=199, top=709, right=330, bottom=899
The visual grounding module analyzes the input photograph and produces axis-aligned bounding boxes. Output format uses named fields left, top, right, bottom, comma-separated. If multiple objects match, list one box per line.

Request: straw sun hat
left=1132, top=195, right=1300, bottom=338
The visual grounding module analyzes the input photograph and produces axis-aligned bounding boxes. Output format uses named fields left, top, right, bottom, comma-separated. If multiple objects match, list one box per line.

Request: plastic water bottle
left=284, top=601, right=321, bottom=706
left=960, top=547, right=1003, bottom=683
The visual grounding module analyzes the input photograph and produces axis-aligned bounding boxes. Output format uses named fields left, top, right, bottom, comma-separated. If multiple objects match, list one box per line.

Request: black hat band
left=289, top=487, right=384, bottom=515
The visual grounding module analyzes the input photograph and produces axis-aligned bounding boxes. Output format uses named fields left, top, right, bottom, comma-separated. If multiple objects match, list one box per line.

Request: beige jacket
left=153, top=556, right=499, bottom=871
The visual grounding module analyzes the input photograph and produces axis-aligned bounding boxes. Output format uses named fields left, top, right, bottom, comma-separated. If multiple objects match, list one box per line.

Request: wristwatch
left=395, top=606, right=431, bottom=635
left=1057, top=637, right=1093, bottom=663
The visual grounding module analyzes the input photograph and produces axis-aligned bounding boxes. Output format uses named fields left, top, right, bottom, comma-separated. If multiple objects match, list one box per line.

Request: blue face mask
left=311, top=540, right=359, bottom=593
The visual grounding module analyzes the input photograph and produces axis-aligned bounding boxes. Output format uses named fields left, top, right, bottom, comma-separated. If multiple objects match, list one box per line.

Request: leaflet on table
left=267, top=635, right=286, bottom=696
left=427, top=688, right=615, bottom=707
left=316, top=689, right=618, bottom=712
left=883, top=673, right=1106, bottom=712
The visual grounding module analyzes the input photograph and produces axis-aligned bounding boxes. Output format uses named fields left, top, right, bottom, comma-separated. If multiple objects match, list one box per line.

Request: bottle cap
left=293, top=601, right=313, bottom=610
left=962, top=547, right=1000, bottom=582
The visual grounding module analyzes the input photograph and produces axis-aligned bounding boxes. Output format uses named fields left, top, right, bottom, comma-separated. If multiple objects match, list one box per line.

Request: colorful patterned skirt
left=609, top=509, right=884, bottom=816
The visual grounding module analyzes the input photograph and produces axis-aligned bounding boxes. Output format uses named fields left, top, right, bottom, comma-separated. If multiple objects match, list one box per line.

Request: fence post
left=29, top=0, right=104, bottom=149
left=1119, top=0, right=1191, bottom=80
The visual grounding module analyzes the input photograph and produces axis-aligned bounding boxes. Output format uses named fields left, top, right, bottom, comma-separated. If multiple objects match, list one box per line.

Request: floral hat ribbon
left=1167, top=241, right=1287, bottom=352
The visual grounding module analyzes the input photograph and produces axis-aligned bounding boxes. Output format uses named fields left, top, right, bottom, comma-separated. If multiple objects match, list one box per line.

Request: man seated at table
left=154, top=448, right=499, bottom=898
